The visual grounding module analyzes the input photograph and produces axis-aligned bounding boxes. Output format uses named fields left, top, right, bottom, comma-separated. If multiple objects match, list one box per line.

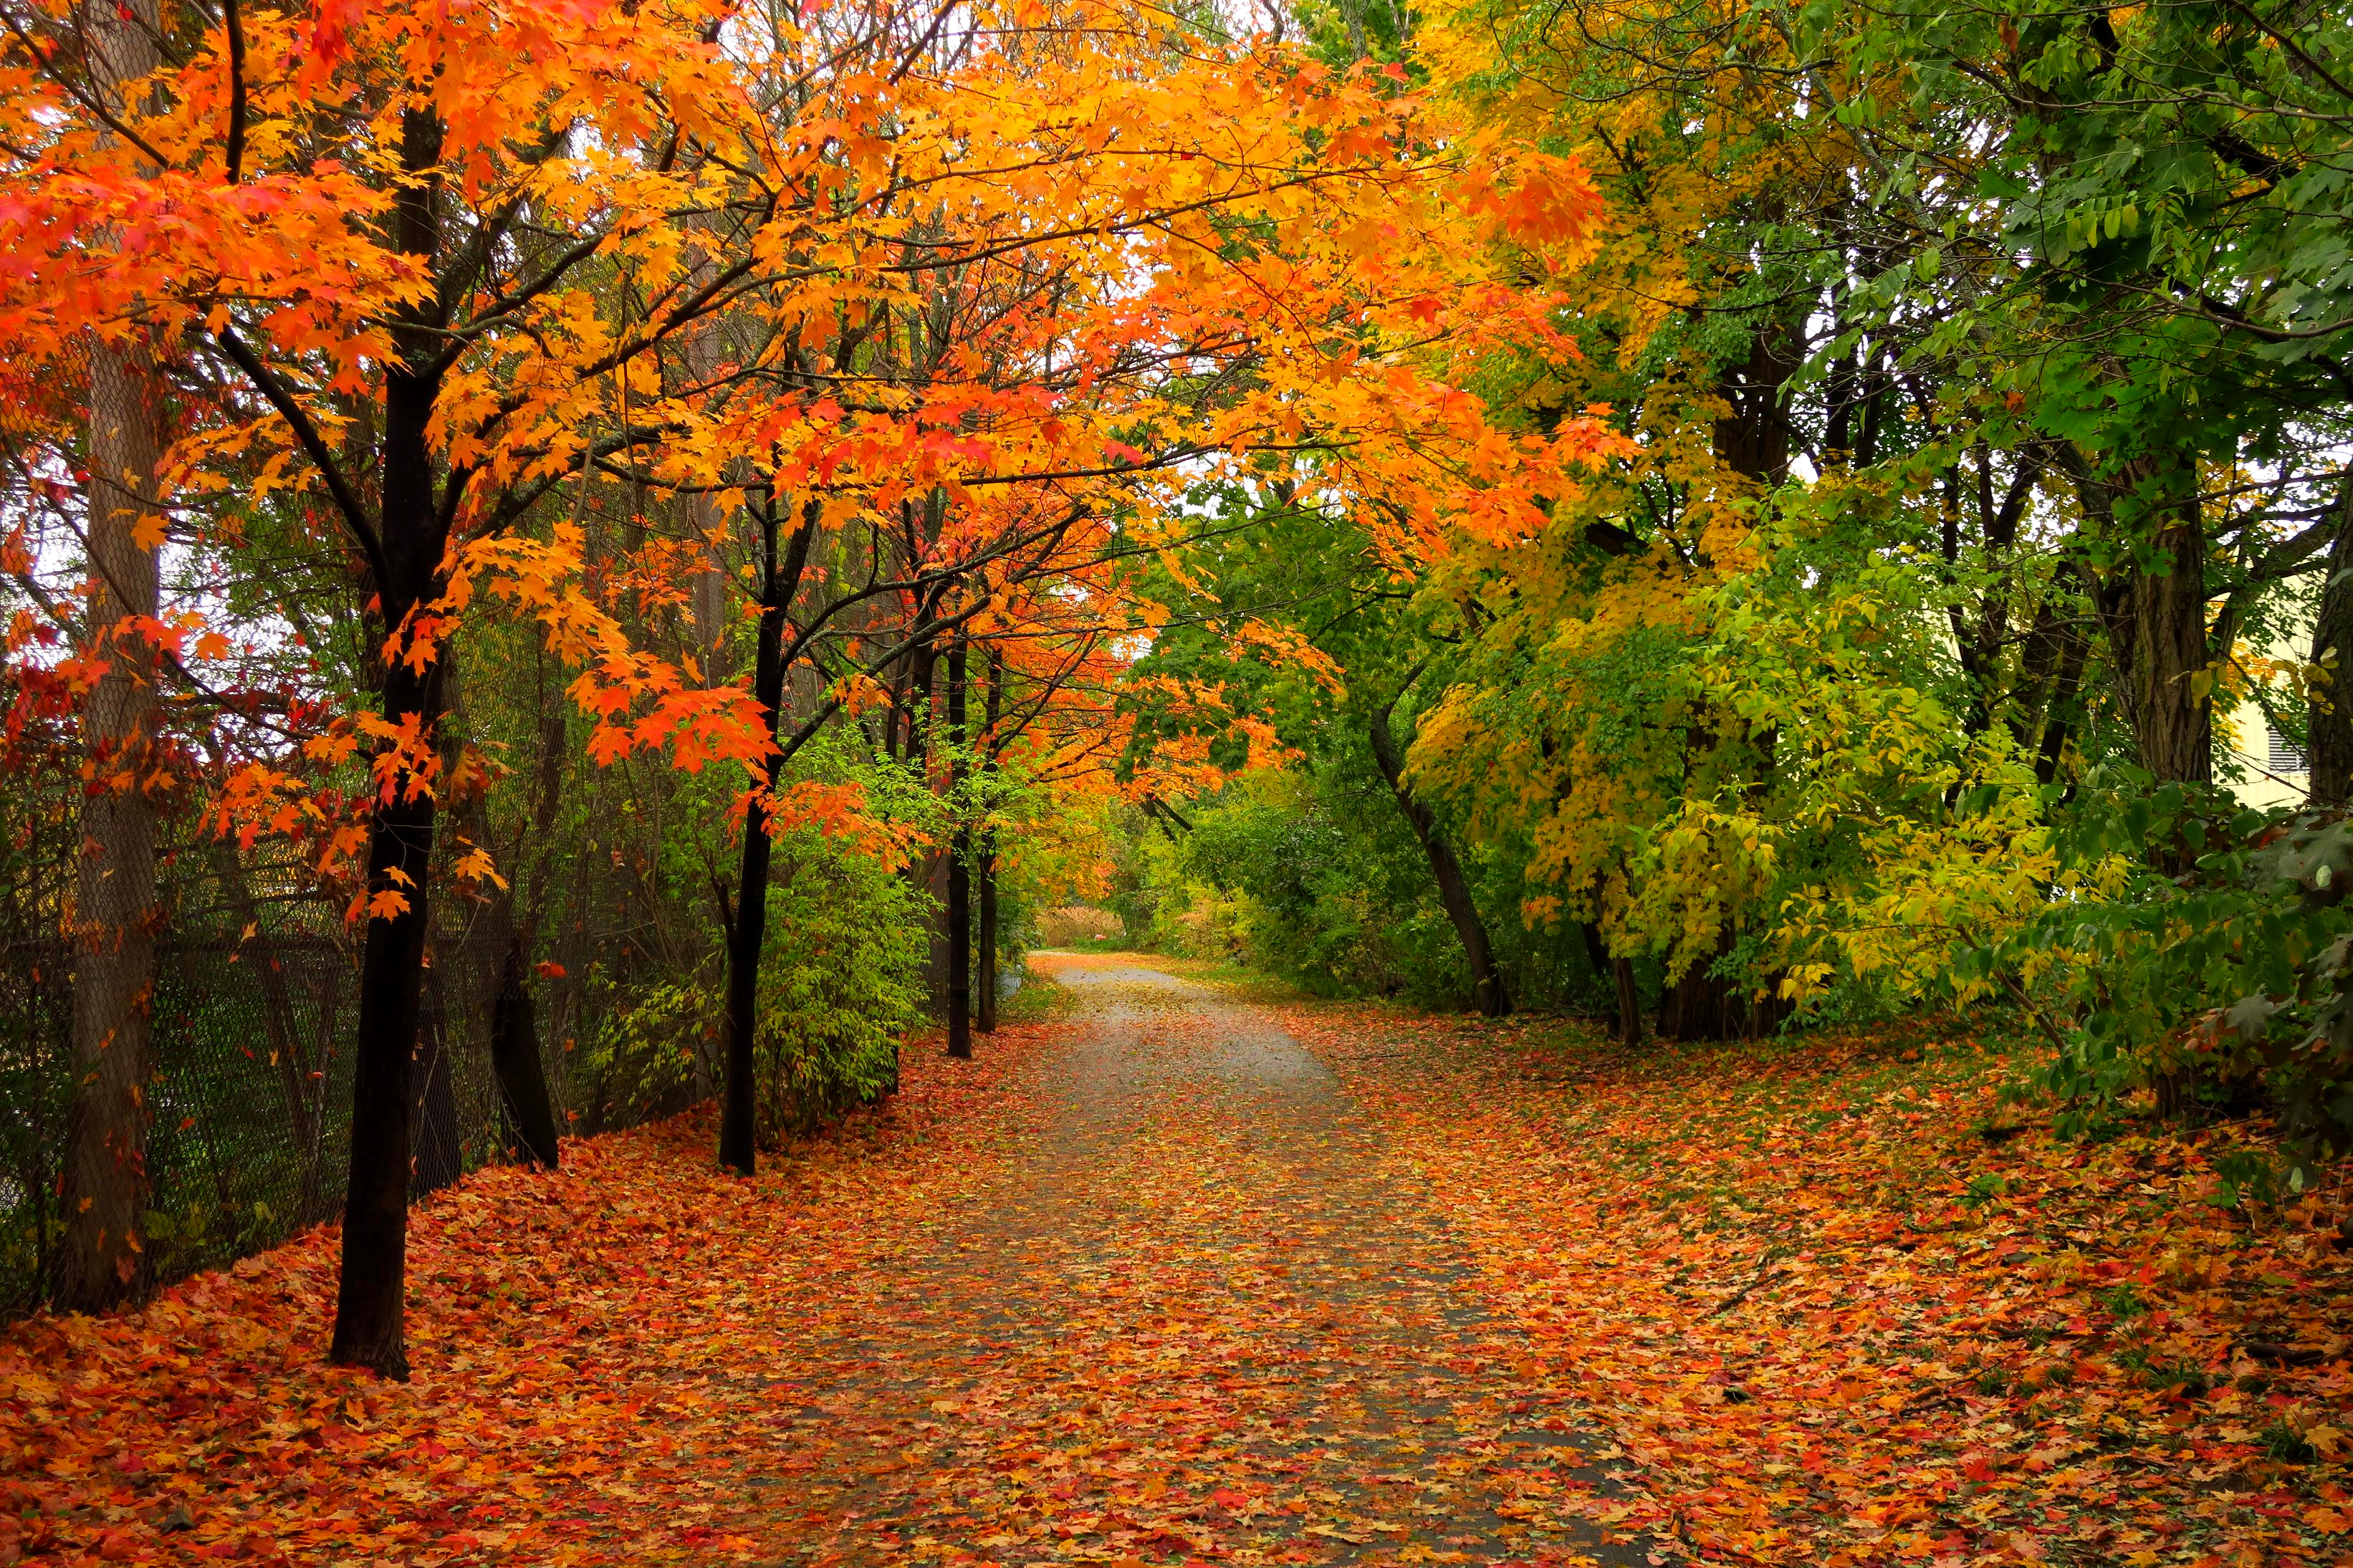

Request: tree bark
left=1578, top=923, right=1642, bottom=1046
left=721, top=556, right=786, bottom=1175
left=719, top=502, right=816, bottom=1174
left=489, top=933, right=562, bottom=1167
left=1646, top=309, right=1803, bottom=1043
left=330, top=649, right=442, bottom=1379
left=481, top=655, right=569, bottom=1168
left=946, top=638, right=972, bottom=1058
left=1611, top=955, right=1642, bottom=1045
left=1368, top=699, right=1508, bottom=1017
left=1657, top=944, right=1732, bottom=1042
left=975, top=650, right=1002, bottom=1035
left=2081, top=456, right=2214, bottom=788
left=55, top=0, right=166, bottom=1319
left=328, top=107, right=449, bottom=1380
left=1656, top=930, right=1792, bottom=1042
left=1712, top=317, right=1801, bottom=485
left=212, top=842, right=323, bottom=1208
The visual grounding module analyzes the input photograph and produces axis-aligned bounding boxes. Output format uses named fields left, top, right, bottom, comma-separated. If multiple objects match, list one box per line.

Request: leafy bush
left=754, top=836, right=930, bottom=1140
left=575, top=973, right=718, bottom=1134
left=1036, top=905, right=1124, bottom=948
left=1960, top=781, right=2353, bottom=1180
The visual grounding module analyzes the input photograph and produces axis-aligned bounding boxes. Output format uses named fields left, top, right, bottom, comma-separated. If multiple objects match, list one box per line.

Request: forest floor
left=4, top=954, right=2352, bottom=1567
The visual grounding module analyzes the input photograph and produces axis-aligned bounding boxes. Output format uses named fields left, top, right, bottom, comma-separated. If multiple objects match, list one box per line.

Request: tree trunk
left=1712, top=317, right=1800, bottom=486
left=2311, top=491, right=2353, bottom=807
left=1657, top=936, right=1733, bottom=1042
left=977, top=650, right=1001, bottom=1034
left=1578, top=923, right=1642, bottom=1046
left=449, top=708, right=563, bottom=1171
left=489, top=933, right=562, bottom=1167
left=332, top=702, right=438, bottom=1378
left=897, top=643, right=949, bottom=1016
left=1612, top=956, right=1642, bottom=1046
left=1368, top=700, right=1508, bottom=1017
left=946, top=638, right=972, bottom=1058
left=2009, top=574, right=2093, bottom=789
left=717, top=501, right=817, bottom=1169
left=213, top=842, right=322, bottom=1207
left=2086, top=458, right=2213, bottom=788
left=54, top=0, right=166, bottom=1319
left=721, top=579, right=787, bottom=1176
left=1657, top=930, right=1791, bottom=1042
left=328, top=106, right=453, bottom=1380
left=976, top=850, right=998, bottom=1034
left=1641, top=308, right=1803, bottom=1047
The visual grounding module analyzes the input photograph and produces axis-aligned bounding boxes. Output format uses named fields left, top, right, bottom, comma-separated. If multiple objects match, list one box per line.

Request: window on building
left=2269, top=725, right=2309, bottom=775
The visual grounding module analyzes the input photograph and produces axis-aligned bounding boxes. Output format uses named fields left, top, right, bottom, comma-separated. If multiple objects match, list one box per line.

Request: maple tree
left=1, top=0, right=780, bottom=1372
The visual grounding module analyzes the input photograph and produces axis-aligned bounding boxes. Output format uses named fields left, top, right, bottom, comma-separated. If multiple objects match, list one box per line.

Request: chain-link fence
left=0, top=871, right=704, bottom=1316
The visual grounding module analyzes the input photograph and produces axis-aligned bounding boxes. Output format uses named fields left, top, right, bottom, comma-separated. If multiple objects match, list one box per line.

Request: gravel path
left=757, top=954, right=1661, bottom=1567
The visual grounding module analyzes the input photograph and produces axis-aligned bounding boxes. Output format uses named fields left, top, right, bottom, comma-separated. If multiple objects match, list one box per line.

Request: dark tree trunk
left=1642, top=309, right=1805, bottom=1047
left=1578, top=923, right=1642, bottom=1046
left=1712, top=318, right=1800, bottom=485
left=330, top=680, right=441, bottom=1378
left=977, top=650, right=1002, bottom=1034
left=976, top=851, right=998, bottom=1034
left=946, top=638, right=972, bottom=1058
left=898, top=643, right=947, bottom=1017
left=329, top=415, right=446, bottom=1378
left=325, top=103, right=454, bottom=1383
left=2311, top=493, right=2353, bottom=807
left=452, top=733, right=562, bottom=1170
left=1612, top=957, right=1642, bottom=1046
left=1657, top=938, right=1732, bottom=1043
left=55, top=0, right=165, bottom=1318
left=721, top=576, right=787, bottom=1175
left=718, top=504, right=816, bottom=1173
left=2009, top=574, right=2093, bottom=789
left=1656, top=931, right=1792, bottom=1042
left=490, top=934, right=561, bottom=1168
left=1369, top=700, right=1508, bottom=1017
left=214, top=844, right=322, bottom=1206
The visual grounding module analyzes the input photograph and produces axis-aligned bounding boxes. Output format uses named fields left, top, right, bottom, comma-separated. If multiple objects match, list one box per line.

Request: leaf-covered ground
left=2, top=956, right=1657, bottom=1566
left=6, top=956, right=2350, bottom=1567
left=0, top=1015, right=1044, bottom=1566
left=1279, top=996, right=2353, bottom=1565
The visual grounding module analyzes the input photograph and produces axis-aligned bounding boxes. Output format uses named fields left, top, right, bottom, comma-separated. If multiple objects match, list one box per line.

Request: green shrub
left=1961, top=784, right=2353, bottom=1182
left=754, top=837, right=930, bottom=1140
left=577, top=973, right=717, bottom=1133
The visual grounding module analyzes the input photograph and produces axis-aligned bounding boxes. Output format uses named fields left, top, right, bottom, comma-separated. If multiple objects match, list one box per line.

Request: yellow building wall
left=2225, top=620, right=2313, bottom=812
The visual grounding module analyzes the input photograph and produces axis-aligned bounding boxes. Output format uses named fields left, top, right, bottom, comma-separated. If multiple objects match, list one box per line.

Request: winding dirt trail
left=754, top=953, right=1659, bottom=1567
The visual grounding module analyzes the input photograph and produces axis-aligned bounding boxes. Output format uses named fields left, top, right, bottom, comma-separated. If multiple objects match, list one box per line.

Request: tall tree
left=55, top=0, right=166, bottom=1314
left=946, top=635, right=972, bottom=1057
left=975, top=648, right=1004, bottom=1034
left=3, top=0, right=775, bottom=1372
left=1369, top=685, right=1508, bottom=1016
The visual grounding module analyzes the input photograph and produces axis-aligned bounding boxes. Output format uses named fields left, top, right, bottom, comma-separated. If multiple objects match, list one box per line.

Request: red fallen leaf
left=1275, top=992, right=2353, bottom=1566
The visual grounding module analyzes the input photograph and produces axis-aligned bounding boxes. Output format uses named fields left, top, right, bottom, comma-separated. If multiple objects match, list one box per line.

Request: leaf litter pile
left=4, top=953, right=2350, bottom=1567
left=1280, top=1001, right=2353, bottom=1566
